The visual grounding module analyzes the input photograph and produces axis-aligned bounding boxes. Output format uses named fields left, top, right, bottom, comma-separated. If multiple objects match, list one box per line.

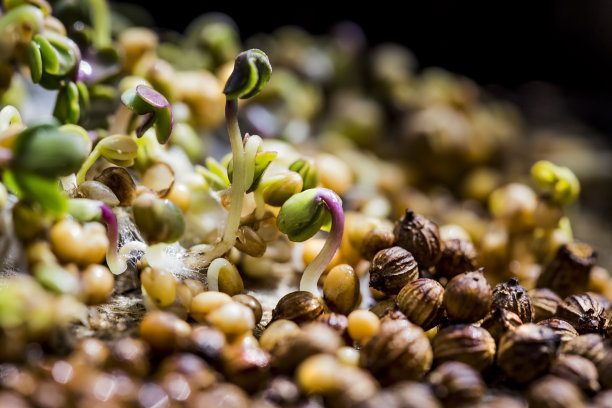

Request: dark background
left=118, top=0, right=612, bottom=136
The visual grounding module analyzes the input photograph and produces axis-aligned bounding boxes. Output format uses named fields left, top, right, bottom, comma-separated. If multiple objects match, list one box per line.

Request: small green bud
left=277, top=189, right=335, bottom=242
left=531, top=160, right=580, bottom=205
left=289, top=158, right=318, bottom=190
left=120, top=85, right=173, bottom=144
left=262, top=170, right=303, bottom=207
left=132, top=193, right=185, bottom=244
left=223, top=49, right=272, bottom=100
left=97, top=134, right=138, bottom=165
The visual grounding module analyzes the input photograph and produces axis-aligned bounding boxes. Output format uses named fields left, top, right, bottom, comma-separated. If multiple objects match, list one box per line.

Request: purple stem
left=98, top=202, right=123, bottom=274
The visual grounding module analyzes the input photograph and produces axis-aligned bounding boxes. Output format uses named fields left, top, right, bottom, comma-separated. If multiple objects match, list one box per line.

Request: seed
left=537, top=318, right=579, bottom=345
left=369, top=246, right=418, bottom=295
left=132, top=192, right=185, bottom=244
left=497, top=323, right=559, bottom=383
left=443, top=269, right=492, bottom=323
left=50, top=219, right=108, bottom=267
left=347, top=310, right=381, bottom=343
left=234, top=226, right=266, bottom=258
left=76, top=180, right=120, bottom=207
left=529, top=288, right=562, bottom=322
left=360, top=314, right=433, bottom=384
left=81, top=264, right=114, bottom=304
left=481, top=307, right=523, bottom=343
left=369, top=297, right=398, bottom=318
left=214, top=260, right=244, bottom=296
left=393, top=209, right=443, bottom=268
left=397, top=278, right=445, bottom=331
left=296, top=354, right=344, bottom=394
left=206, top=302, right=255, bottom=337
left=303, top=238, right=344, bottom=273
left=527, top=376, right=585, bottom=408
left=179, top=325, right=226, bottom=362
left=323, top=264, right=360, bottom=315
left=166, top=182, right=191, bottom=212
left=118, top=27, right=158, bottom=72
left=183, top=279, right=206, bottom=296
left=108, top=337, right=150, bottom=377
left=221, top=340, right=270, bottom=392
left=360, top=226, right=395, bottom=260
left=491, top=277, right=534, bottom=323
left=94, top=166, right=137, bottom=206
left=488, top=183, right=537, bottom=233
left=336, top=346, right=360, bottom=366
left=232, top=294, right=263, bottom=324
left=190, top=291, right=233, bottom=323
left=259, top=319, right=301, bottom=352
left=436, top=238, right=478, bottom=279
left=536, top=242, right=597, bottom=299
left=432, top=324, right=496, bottom=371
left=316, top=153, right=353, bottom=196
left=140, top=267, right=177, bottom=308
left=597, top=351, right=612, bottom=390
left=427, top=361, right=485, bottom=408
left=317, top=312, right=350, bottom=341
left=271, top=291, right=324, bottom=324
left=550, top=354, right=600, bottom=394
left=139, top=310, right=191, bottom=353
left=560, top=334, right=610, bottom=366
left=556, top=293, right=607, bottom=334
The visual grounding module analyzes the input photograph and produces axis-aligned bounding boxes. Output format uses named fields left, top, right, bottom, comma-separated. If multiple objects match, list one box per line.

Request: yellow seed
left=336, top=346, right=360, bottom=367
left=141, top=267, right=177, bottom=307
left=166, top=182, right=191, bottom=213
left=184, top=279, right=206, bottom=296
left=190, top=291, right=233, bottom=323
left=296, top=354, right=343, bottom=394
left=347, top=310, right=381, bottom=342
left=139, top=310, right=191, bottom=353
left=215, top=261, right=244, bottom=296
left=81, top=264, right=114, bottom=304
left=303, top=239, right=343, bottom=273
left=175, top=283, right=193, bottom=310
left=50, top=219, right=108, bottom=266
left=118, top=27, right=158, bottom=72
left=316, top=153, right=353, bottom=196
left=206, top=302, right=255, bottom=336
left=259, top=319, right=301, bottom=351
left=323, top=264, right=360, bottom=315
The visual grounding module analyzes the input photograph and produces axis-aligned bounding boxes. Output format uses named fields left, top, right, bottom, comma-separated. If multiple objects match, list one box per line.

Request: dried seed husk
left=397, top=278, right=445, bottom=331
left=323, top=264, right=360, bottom=315
left=427, top=361, right=485, bottom=408
left=432, top=324, right=496, bottom=371
left=550, top=354, right=600, bottom=394
left=556, top=293, right=607, bottom=334
left=359, top=313, right=433, bottom=384
left=481, top=307, right=523, bottom=343
left=360, top=226, right=395, bottom=261
left=369, top=246, right=418, bottom=295
left=436, top=238, right=478, bottom=279
left=497, top=323, right=560, bottom=383
left=443, top=269, right=492, bottom=323
left=537, top=318, right=579, bottom=345
left=527, top=376, right=585, bottom=408
left=597, top=351, right=612, bottom=389
left=271, top=291, right=324, bottom=324
left=317, top=312, right=350, bottom=341
left=529, top=288, right=562, bottom=323
left=75, top=180, right=120, bottom=207
left=94, top=166, right=137, bottom=206
left=234, top=225, right=266, bottom=257
left=536, top=242, right=597, bottom=299
left=393, top=209, right=443, bottom=268
left=141, top=161, right=175, bottom=197
left=491, top=277, right=534, bottom=323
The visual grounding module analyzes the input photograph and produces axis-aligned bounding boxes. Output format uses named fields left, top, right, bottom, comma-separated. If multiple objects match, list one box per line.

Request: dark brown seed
left=260, top=376, right=300, bottom=406
left=497, top=323, right=560, bottom=383
left=94, top=166, right=137, bottom=206
left=232, top=294, right=263, bottom=324
left=491, top=277, right=534, bottom=323
left=427, top=361, right=485, bottom=408
left=592, top=390, right=612, bottom=408
left=561, top=334, right=610, bottom=366
left=393, top=209, right=443, bottom=268
left=537, top=318, right=579, bottom=345
left=550, top=354, right=600, bottom=394
left=271, top=291, right=324, bottom=324
left=536, top=242, right=597, bottom=299
left=369, top=298, right=398, bottom=318
left=529, top=288, right=562, bottom=323
left=189, top=383, right=250, bottom=408
left=432, top=324, right=496, bottom=371
left=481, top=307, right=523, bottom=343
left=107, top=337, right=151, bottom=377
left=235, top=226, right=267, bottom=257
left=556, top=293, right=607, bottom=334
left=384, top=381, right=441, bottom=408
left=443, top=270, right=492, bottom=323
left=360, top=314, right=433, bottom=384
left=221, top=342, right=271, bottom=392
left=597, top=351, right=612, bottom=389
left=156, top=353, right=217, bottom=390
left=436, top=238, right=478, bottom=279
left=527, top=376, right=585, bottom=408
left=369, top=246, right=418, bottom=294
left=397, top=278, right=445, bottom=331
left=360, top=227, right=395, bottom=260
left=178, top=325, right=226, bottom=363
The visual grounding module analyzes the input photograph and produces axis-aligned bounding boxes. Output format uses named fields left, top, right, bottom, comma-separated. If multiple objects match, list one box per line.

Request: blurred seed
left=323, top=264, right=360, bottom=315
left=232, top=294, right=263, bottom=324
left=141, top=267, right=177, bottom=308
left=190, top=291, right=233, bottom=323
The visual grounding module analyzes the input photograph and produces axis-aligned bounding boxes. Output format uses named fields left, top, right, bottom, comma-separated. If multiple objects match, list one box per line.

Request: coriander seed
left=443, top=269, right=492, bottom=323
left=397, top=278, right=445, bottom=331
left=432, top=324, right=496, bottom=371
left=491, top=277, right=534, bottom=323
left=393, top=209, right=443, bottom=268
left=556, top=293, right=607, bottom=334
left=369, top=246, right=418, bottom=295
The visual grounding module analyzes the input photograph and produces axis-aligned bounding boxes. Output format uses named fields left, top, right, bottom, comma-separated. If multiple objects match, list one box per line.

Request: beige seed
left=259, top=319, right=301, bottom=351
left=347, top=310, right=381, bottom=342
left=206, top=302, right=255, bottom=336
left=190, top=291, right=233, bottom=323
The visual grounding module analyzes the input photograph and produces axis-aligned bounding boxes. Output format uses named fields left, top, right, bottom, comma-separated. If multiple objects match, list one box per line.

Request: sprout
left=0, top=5, right=44, bottom=39
left=201, top=49, right=271, bottom=265
left=28, top=32, right=81, bottom=88
left=277, top=188, right=344, bottom=296
left=76, top=134, right=138, bottom=184
left=531, top=160, right=580, bottom=206
left=289, top=158, right=318, bottom=190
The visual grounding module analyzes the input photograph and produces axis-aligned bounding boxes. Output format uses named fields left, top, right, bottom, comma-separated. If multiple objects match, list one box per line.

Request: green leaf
left=28, top=40, right=43, bottom=83
left=248, top=150, right=277, bottom=192
left=35, top=34, right=59, bottom=74
left=277, top=189, right=331, bottom=242
left=53, top=82, right=80, bottom=124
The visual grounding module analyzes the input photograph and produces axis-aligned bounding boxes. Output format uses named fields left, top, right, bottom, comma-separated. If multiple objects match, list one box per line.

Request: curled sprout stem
left=207, top=257, right=234, bottom=292
left=0, top=106, right=22, bottom=133
left=298, top=191, right=344, bottom=296
left=0, top=5, right=44, bottom=37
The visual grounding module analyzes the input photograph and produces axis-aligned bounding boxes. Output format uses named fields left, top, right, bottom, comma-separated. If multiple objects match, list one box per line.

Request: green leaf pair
left=276, top=189, right=334, bottom=242
left=28, top=32, right=80, bottom=89
left=531, top=160, right=580, bottom=206
left=289, top=158, right=318, bottom=190
left=53, top=81, right=89, bottom=124
left=120, top=85, right=173, bottom=144
left=223, top=49, right=272, bottom=100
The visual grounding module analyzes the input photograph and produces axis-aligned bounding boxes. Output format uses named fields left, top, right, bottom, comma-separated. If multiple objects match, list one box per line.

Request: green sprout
left=531, top=160, right=580, bottom=206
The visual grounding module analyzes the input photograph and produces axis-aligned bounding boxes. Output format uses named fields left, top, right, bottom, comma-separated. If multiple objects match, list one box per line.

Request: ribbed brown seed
left=375, top=381, right=442, bottom=408
left=481, top=307, right=523, bottom=343
left=536, top=242, right=597, bottom=299
left=432, top=324, right=496, bottom=371
left=393, top=209, right=443, bottom=268
left=537, top=318, right=579, bottom=345
left=556, top=293, right=607, bottom=334
left=527, top=376, right=585, bottom=408
left=443, top=270, right=492, bottom=323
left=497, top=323, right=560, bottom=383
left=271, top=291, right=324, bottom=324
left=360, top=227, right=395, bottom=261
left=491, top=277, right=534, bottom=323
left=550, top=354, right=600, bottom=394
left=397, top=278, right=445, bottom=331
left=317, top=312, right=349, bottom=341
left=360, top=313, right=433, bottom=384
left=597, top=351, right=612, bottom=389
left=529, top=288, right=562, bottom=323
left=436, top=238, right=478, bottom=279
left=561, top=334, right=610, bottom=366
left=427, top=361, right=485, bottom=408
left=232, top=294, right=263, bottom=324
left=369, top=246, right=418, bottom=295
